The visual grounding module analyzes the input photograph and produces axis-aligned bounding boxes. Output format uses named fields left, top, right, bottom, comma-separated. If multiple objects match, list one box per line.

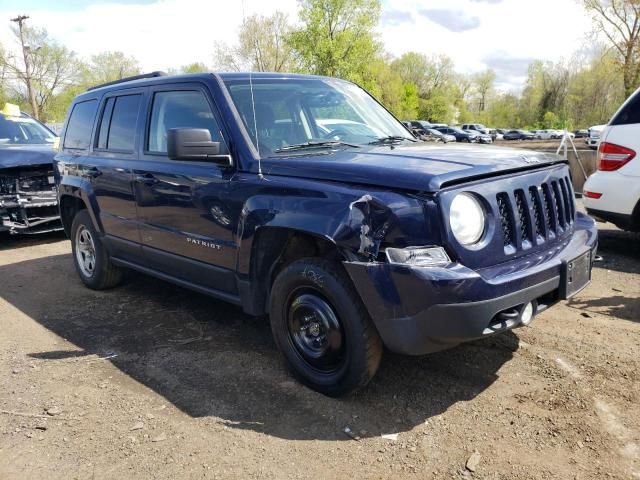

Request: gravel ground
left=0, top=203, right=638, bottom=480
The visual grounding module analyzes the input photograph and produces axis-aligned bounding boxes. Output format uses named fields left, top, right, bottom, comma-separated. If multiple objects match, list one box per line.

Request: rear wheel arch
left=59, top=195, right=88, bottom=237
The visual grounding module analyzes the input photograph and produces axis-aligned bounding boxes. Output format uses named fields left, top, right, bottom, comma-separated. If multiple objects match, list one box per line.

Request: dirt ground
left=1, top=203, right=638, bottom=480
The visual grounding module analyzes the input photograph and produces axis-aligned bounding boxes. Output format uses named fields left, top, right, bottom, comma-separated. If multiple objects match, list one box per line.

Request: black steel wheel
left=286, top=290, right=345, bottom=373
left=270, top=258, right=383, bottom=396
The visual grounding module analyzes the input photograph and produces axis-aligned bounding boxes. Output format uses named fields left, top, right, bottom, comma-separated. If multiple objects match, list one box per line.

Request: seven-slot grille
left=497, top=176, right=575, bottom=251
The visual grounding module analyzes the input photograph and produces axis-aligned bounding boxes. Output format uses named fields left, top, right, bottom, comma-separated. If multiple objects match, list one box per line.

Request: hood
left=262, top=143, right=566, bottom=192
left=0, top=145, right=57, bottom=169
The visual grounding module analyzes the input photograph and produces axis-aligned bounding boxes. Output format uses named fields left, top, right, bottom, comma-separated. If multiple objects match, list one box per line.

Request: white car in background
left=533, top=129, right=557, bottom=139
left=553, top=129, right=574, bottom=139
left=583, top=87, right=640, bottom=232
left=586, top=124, right=606, bottom=149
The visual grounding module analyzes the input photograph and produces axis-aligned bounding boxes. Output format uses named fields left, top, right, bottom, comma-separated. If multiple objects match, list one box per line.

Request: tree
left=213, top=12, right=297, bottom=72
left=359, top=57, right=418, bottom=119
left=392, top=52, right=455, bottom=99
left=391, top=52, right=430, bottom=95
left=181, top=62, right=208, bottom=73
left=472, top=69, right=496, bottom=112
left=83, top=51, right=140, bottom=86
left=485, top=93, right=521, bottom=127
left=288, top=0, right=381, bottom=82
left=583, top=0, right=640, bottom=97
left=1, top=18, right=79, bottom=120
left=567, top=48, right=625, bottom=126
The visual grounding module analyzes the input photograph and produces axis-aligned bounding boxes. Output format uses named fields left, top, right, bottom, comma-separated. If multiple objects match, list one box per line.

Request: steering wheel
left=321, top=129, right=350, bottom=140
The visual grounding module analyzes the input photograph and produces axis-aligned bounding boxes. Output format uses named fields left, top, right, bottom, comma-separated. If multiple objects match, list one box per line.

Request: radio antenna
left=249, top=70, right=263, bottom=179
left=243, top=0, right=263, bottom=179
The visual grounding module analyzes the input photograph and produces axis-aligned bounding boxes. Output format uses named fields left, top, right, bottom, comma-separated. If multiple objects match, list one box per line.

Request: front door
left=132, top=84, right=238, bottom=294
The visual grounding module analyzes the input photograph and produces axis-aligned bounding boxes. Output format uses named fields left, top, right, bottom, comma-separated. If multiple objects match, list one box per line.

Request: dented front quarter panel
left=233, top=172, right=439, bottom=276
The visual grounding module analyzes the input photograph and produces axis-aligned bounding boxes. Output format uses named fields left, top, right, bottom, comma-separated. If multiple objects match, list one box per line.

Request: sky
left=0, top=0, right=595, bottom=91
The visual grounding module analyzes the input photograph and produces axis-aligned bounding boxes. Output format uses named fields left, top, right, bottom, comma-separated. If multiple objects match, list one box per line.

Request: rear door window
left=96, top=94, right=141, bottom=152
left=610, top=89, right=640, bottom=126
left=64, top=99, right=98, bottom=150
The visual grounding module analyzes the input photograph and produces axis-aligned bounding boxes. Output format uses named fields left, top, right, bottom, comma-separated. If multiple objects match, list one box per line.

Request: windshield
left=223, top=77, right=411, bottom=156
left=0, top=114, right=56, bottom=145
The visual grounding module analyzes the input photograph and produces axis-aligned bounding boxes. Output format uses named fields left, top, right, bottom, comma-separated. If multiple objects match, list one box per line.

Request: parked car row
left=404, top=120, right=495, bottom=144
left=531, top=129, right=574, bottom=140
left=405, top=122, right=590, bottom=144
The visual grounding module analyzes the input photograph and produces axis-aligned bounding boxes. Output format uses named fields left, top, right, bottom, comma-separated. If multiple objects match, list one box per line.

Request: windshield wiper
left=274, top=140, right=360, bottom=153
left=368, top=135, right=416, bottom=145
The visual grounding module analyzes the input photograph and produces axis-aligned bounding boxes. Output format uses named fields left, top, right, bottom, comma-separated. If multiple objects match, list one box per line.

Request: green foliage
left=2, top=24, right=80, bottom=120
left=418, top=95, right=451, bottom=123
left=181, top=62, right=209, bottom=73
left=400, top=83, right=419, bottom=120
left=214, top=12, right=298, bottom=72
left=288, top=0, right=380, bottom=83
left=541, top=111, right=559, bottom=129
left=82, top=51, right=140, bottom=86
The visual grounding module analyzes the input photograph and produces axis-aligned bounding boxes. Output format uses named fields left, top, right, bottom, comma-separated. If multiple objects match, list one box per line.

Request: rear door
left=59, top=92, right=144, bottom=260
left=133, top=83, right=238, bottom=294
left=91, top=89, right=146, bottom=258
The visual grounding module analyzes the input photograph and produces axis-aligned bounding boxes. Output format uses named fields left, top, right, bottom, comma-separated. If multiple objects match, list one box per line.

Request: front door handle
left=85, top=166, right=102, bottom=178
left=135, top=173, right=158, bottom=186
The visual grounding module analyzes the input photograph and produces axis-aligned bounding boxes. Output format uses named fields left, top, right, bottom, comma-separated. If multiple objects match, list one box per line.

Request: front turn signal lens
left=385, top=246, right=451, bottom=267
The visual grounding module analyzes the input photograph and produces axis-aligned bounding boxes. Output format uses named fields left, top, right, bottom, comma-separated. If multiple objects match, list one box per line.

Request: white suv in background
left=586, top=124, right=606, bottom=149
left=583, top=87, right=640, bottom=232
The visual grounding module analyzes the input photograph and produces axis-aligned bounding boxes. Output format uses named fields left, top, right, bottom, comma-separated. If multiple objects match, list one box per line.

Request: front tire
left=70, top=210, right=123, bottom=290
left=269, top=258, right=383, bottom=397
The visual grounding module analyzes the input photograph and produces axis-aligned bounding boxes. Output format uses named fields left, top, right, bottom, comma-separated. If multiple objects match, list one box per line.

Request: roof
left=217, top=72, right=333, bottom=81
left=86, top=71, right=332, bottom=93
left=74, top=71, right=344, bottom=104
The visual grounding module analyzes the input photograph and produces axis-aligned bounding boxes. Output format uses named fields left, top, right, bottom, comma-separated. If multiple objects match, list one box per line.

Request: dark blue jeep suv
left=55, top=72, right=597, bottom=396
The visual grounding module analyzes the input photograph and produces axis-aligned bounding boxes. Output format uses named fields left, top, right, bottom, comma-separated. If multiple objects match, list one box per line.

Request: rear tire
left=70, top=210, right=123, bottom=290
left=269, top=258, right=383, bottom=397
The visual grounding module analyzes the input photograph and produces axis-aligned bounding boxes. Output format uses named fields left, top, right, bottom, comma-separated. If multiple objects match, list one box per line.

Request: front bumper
left=0, top=197, right=62, bottom=234
left=344, top=213, right=598, bottom=355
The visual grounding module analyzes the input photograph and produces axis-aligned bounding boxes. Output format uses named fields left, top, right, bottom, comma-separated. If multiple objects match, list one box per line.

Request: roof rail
left=86, top=71, right=168, bottom=91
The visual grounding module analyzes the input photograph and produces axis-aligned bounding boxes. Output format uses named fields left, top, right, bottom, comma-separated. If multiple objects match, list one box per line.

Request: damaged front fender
left=234, top=173, right=438, bottom=273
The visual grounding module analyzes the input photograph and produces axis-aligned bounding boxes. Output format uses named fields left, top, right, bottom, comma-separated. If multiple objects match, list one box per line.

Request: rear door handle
left=135, top=173, right=158, bottom=186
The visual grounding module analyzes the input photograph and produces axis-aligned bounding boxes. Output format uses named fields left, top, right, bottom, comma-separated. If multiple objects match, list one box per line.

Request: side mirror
left=167, top=128, right=231, bottom=165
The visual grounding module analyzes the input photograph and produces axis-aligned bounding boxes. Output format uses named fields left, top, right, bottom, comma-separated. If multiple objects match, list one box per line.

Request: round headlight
left=449, top=193, right=485, bottom=245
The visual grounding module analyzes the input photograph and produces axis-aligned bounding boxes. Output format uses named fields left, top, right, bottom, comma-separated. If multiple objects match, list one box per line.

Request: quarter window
left=64, top=100, right=98, bottom=150
left=610, top=89, right=640, bottom=126
left=147, top=90, right=226, bottom=154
